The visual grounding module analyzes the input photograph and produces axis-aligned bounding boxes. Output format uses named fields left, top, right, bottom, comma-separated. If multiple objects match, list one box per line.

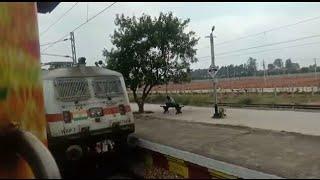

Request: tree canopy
left=104, top=12, right=199, bottom=112
left=273, top=58, right=284, bottom=69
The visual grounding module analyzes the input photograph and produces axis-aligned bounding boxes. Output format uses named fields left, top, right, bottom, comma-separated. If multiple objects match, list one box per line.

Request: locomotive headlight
left=63, top=111, right=72, bottom=123
left=119, top=104, right=126, bottom=115
left=66, top=145, right=83, bottom=161
left=89, top=107, right=104, bottom=118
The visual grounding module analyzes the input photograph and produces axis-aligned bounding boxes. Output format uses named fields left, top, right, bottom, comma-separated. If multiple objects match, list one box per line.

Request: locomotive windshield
left=54, top=78, right=91, bottom=102
left=92, top=76, right=123, bottom=98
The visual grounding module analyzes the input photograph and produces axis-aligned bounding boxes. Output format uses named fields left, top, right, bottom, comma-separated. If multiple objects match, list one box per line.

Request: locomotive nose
left=65, top=145, right=83, bottom=161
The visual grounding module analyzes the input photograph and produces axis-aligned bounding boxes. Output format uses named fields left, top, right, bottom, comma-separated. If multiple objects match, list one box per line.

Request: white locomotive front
left=42, top=61, right=134, bottom=161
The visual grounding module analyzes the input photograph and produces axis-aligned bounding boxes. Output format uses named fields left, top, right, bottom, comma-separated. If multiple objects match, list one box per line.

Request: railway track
left=57, top=142, right=142, bottom=179
left=218, top=103, right=320, bottom=111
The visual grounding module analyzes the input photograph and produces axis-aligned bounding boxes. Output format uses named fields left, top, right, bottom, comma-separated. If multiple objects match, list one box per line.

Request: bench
left=160, top=104, right=184, bottom=114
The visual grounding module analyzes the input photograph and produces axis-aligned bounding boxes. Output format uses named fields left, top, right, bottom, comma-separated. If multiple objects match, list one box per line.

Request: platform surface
left=132, top=103, right=320, bottom=178
left=131, top=103, right=320, bottom=136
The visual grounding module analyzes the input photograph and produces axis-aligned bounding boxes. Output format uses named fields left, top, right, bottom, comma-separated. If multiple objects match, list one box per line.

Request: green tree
left=301, top=67, right=309, bottom=73
left=104, top=12, right=199, bottom=112
left=292, top=63, right=300, bottom=70
left=285, top=58, right=293, bottom=69
left=285, top=58, right=300, bottom=73
left=247, top=57, right=257, bottom=76
left=273, top=58, right=284, bottom=69
left=273, top=58, right=284, bottom=75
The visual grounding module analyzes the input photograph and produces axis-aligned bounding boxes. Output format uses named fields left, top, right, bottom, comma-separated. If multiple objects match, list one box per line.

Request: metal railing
left=218, top=103, right=320, bottom=110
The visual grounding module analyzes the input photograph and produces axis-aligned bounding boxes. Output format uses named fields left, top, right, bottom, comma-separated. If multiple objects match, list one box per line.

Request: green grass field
left=128, top=92, right=320, bottom=107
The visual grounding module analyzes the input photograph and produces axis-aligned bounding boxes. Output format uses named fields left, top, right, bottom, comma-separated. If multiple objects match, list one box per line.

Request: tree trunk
left=138, top=102, right=144, bottom=113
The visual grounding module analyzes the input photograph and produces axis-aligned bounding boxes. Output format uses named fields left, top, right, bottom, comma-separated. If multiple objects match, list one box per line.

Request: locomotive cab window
left=54, top=78, right=91, bottom=101
left=93, top=76, right=123, bottom=98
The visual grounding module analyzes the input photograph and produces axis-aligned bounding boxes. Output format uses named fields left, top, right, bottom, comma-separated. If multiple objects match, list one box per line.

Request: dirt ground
left=153, top=74, right=320, bottom=91
left=133, top=114, right=320, bottom=179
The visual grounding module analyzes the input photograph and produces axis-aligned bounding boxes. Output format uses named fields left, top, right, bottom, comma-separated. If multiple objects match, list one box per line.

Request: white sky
left=38, top=2, right=320, bottom=70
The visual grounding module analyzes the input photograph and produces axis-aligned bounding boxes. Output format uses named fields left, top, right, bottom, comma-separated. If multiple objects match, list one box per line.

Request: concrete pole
left=263, top=59, right=266, bottom=94
left=314, top=58, right=317, bottom=95
left=209, top=28, right=219, bottom=118
left=314, top=58, right=317, bottom=81
left=70, top=32, right=77, bottom=65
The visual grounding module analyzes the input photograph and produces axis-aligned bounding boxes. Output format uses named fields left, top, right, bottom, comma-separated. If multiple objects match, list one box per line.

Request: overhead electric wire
left=41, top=2, right=117, bottom=53
left=198, top=41, right=320, bottom=61
left=197, top=55, right=211, bottom=60
left=215, top=34, right=320, bottom=56
left=40, top=38, right=70, bottom=46
left=215, top=14, right=320, bottom=46
left=40, top=2, right=79, bottom=37
left=217, top=41, right=320, bottom=58
left=72, top=2, right=117, bottom=32
left=41, top=53, right=72, bottom=58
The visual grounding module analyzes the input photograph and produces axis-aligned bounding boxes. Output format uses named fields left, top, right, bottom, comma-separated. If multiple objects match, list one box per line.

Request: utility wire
left=216, top=34, right=320, bottom=56
left=197, top=55, right=211, bottom=60
left=41, top=2, right=117, bottom=53
left=41, top=53, right=72, bottom=58
left=40, top=38, right=70, bottom=46
left=73, top=2, right=117, bottom=32
left=198, top=41, right=320, bottom=61
left=197, top=34, right=320, bottom=59
left=217, top=41, right=320, bottom=58
left=40, top=2, right=79, bottom=37
left=215, top=15, right=320, bottom=46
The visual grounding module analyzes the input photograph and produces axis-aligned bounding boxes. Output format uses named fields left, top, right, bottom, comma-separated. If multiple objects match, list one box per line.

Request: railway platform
left=131, top=103, right=320, bottom=178
left=131, top=103, right=320, bottom=136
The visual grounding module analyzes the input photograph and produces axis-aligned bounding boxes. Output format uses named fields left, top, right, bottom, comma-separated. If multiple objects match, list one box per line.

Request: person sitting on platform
left=162, top=95, right=183, bottom=114
left=166, top=95, right=177, bottom=107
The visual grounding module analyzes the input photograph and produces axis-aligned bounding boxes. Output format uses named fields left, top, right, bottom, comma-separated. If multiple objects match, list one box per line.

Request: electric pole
left=70, top=32, right=77, bottom=65
left=207, top=26, right=220, bottom=118
left=165, top=59, right=168, bottom=95
left=263, top=59, right=266, bottom=86
left=314, top=58, right=317, bottom=80
left=227, top=66, right=229, bottom=79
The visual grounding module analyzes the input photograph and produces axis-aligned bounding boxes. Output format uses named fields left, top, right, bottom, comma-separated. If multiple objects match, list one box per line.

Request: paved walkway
left=131, top=103, right=320, bottom=136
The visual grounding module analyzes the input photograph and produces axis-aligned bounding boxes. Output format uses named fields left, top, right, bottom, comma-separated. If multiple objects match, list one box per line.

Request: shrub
left=238, top=97, right=253, bottom=104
